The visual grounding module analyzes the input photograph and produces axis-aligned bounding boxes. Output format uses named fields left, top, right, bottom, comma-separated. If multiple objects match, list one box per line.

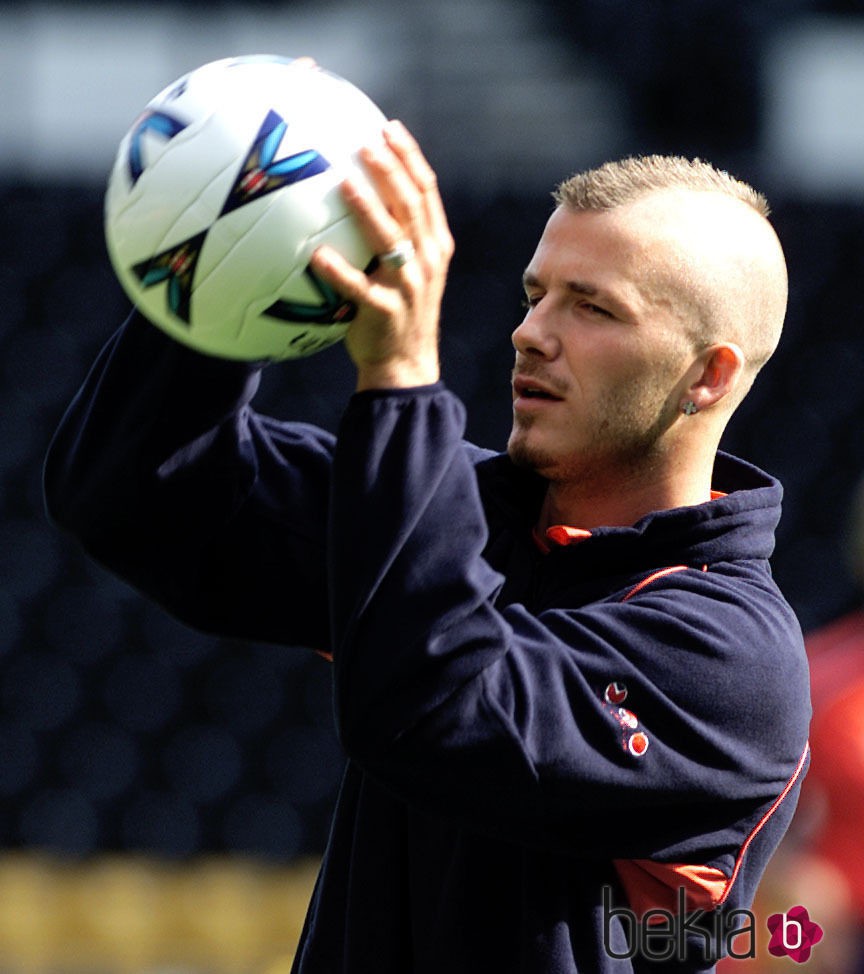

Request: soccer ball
left=104, top=55, right=387, bottom=361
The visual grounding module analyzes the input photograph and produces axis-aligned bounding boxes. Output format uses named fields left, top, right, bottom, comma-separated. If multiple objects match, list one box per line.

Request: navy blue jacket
left=44, top=313, right=811, bottom=973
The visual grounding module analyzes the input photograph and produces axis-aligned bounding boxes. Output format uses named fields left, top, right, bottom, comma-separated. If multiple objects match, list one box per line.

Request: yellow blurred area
left=0, top=853, right=320, bottom=974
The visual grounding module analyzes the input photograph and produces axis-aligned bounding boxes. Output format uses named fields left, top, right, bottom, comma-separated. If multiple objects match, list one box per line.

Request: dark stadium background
left=1, top=1, right=863, bottom=970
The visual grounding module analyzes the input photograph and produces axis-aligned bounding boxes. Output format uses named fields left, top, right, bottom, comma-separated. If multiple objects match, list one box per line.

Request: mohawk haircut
left=553, top=155, right=770, bottom=219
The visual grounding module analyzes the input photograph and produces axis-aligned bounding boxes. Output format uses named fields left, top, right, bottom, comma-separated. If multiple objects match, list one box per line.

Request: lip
left=512, top=374, right=565, bottom=408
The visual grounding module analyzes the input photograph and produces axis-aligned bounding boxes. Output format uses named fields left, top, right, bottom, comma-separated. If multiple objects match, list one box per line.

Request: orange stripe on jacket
left=613, top=742, right=810, bottom=922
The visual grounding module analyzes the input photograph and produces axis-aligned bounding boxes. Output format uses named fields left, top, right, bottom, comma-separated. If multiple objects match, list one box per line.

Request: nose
left=511, top=302, right=560, bottom=359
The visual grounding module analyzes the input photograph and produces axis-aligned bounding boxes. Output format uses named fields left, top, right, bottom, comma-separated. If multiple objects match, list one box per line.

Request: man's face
left=507, top=203, right=694, bottom=486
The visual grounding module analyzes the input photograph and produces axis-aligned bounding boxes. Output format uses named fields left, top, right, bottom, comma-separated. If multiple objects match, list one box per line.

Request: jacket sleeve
left=44, top=312, right=335, bottom=650
left=328, top=384, right=811, bottom=860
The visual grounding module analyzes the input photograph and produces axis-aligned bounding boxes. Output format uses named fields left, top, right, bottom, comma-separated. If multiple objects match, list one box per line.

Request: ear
left=680, top=343, right=746, bottom=414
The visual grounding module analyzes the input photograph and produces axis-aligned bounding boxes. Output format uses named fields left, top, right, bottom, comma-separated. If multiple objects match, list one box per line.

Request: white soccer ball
left=104, top=55, right=387, bottom=361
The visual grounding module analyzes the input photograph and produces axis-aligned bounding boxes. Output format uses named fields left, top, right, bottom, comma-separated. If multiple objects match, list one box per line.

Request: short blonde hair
left=553, top=155, right=770, bottom=219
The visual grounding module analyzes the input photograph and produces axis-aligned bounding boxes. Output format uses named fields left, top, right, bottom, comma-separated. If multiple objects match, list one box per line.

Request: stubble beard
left=507, top=385, right=676, bottom=493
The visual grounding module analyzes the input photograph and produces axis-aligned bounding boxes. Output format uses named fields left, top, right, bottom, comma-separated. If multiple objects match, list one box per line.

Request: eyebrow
left=523, top=271, right=600, bottom=297
left=522, top=271, right=636, bottom=319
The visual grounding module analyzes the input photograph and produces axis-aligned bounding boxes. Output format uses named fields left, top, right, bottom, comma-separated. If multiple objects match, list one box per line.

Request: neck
left=537, top=457, right=715, bottom=532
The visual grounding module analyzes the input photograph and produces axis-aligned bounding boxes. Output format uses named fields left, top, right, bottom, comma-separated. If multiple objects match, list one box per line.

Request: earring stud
left=681, top=400, right=698, bottom=416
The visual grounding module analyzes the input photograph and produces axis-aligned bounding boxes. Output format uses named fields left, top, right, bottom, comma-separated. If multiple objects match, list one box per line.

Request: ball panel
left=105, top=116, right=237, bottom=287
left=233, top=212, right=376, bottom=362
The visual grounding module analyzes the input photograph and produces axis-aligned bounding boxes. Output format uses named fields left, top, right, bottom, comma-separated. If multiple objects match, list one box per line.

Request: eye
left=580, top=301, right=614, bottom=319
left=521, top=293, right=542, bottom=311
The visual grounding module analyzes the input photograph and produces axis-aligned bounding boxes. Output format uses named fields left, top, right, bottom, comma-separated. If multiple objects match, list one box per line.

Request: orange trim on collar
left=533, top=493, right=725, bottom=554
left=546, top=525, right=593, bottom=547
left=535, top=492, right=725, bottom=553
left=532, top=525, right=593, bottom=553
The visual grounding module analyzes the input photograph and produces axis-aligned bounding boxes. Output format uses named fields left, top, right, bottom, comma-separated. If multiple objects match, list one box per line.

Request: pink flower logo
left=766, top=906, right=824, bottom=963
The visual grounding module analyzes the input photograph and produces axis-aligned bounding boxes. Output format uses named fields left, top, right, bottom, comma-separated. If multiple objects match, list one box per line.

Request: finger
left=340, top=173, right=413, bottom=268
left=310, top=244, right=397, bottom=312
left=383, top=121, right=435, bottom=194
left=382, top=120, right=453, bottom=256
left=358, top=141, right=425, bottom=242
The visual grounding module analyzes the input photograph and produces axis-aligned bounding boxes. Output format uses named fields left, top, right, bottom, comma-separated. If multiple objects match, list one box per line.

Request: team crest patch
left=600, top=683, right=649, bottom=757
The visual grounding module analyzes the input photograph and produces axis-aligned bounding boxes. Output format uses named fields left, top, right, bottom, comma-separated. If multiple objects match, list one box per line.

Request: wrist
left=355, top=356, right=440, bottom=392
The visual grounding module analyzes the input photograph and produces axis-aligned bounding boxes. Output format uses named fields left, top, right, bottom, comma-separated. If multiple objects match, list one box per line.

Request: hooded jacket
left=44, top=314, right=811, bottom=973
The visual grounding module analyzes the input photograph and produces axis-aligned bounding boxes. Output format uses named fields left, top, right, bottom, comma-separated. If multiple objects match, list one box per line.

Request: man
left=45, top=121, right=810, bottom=972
